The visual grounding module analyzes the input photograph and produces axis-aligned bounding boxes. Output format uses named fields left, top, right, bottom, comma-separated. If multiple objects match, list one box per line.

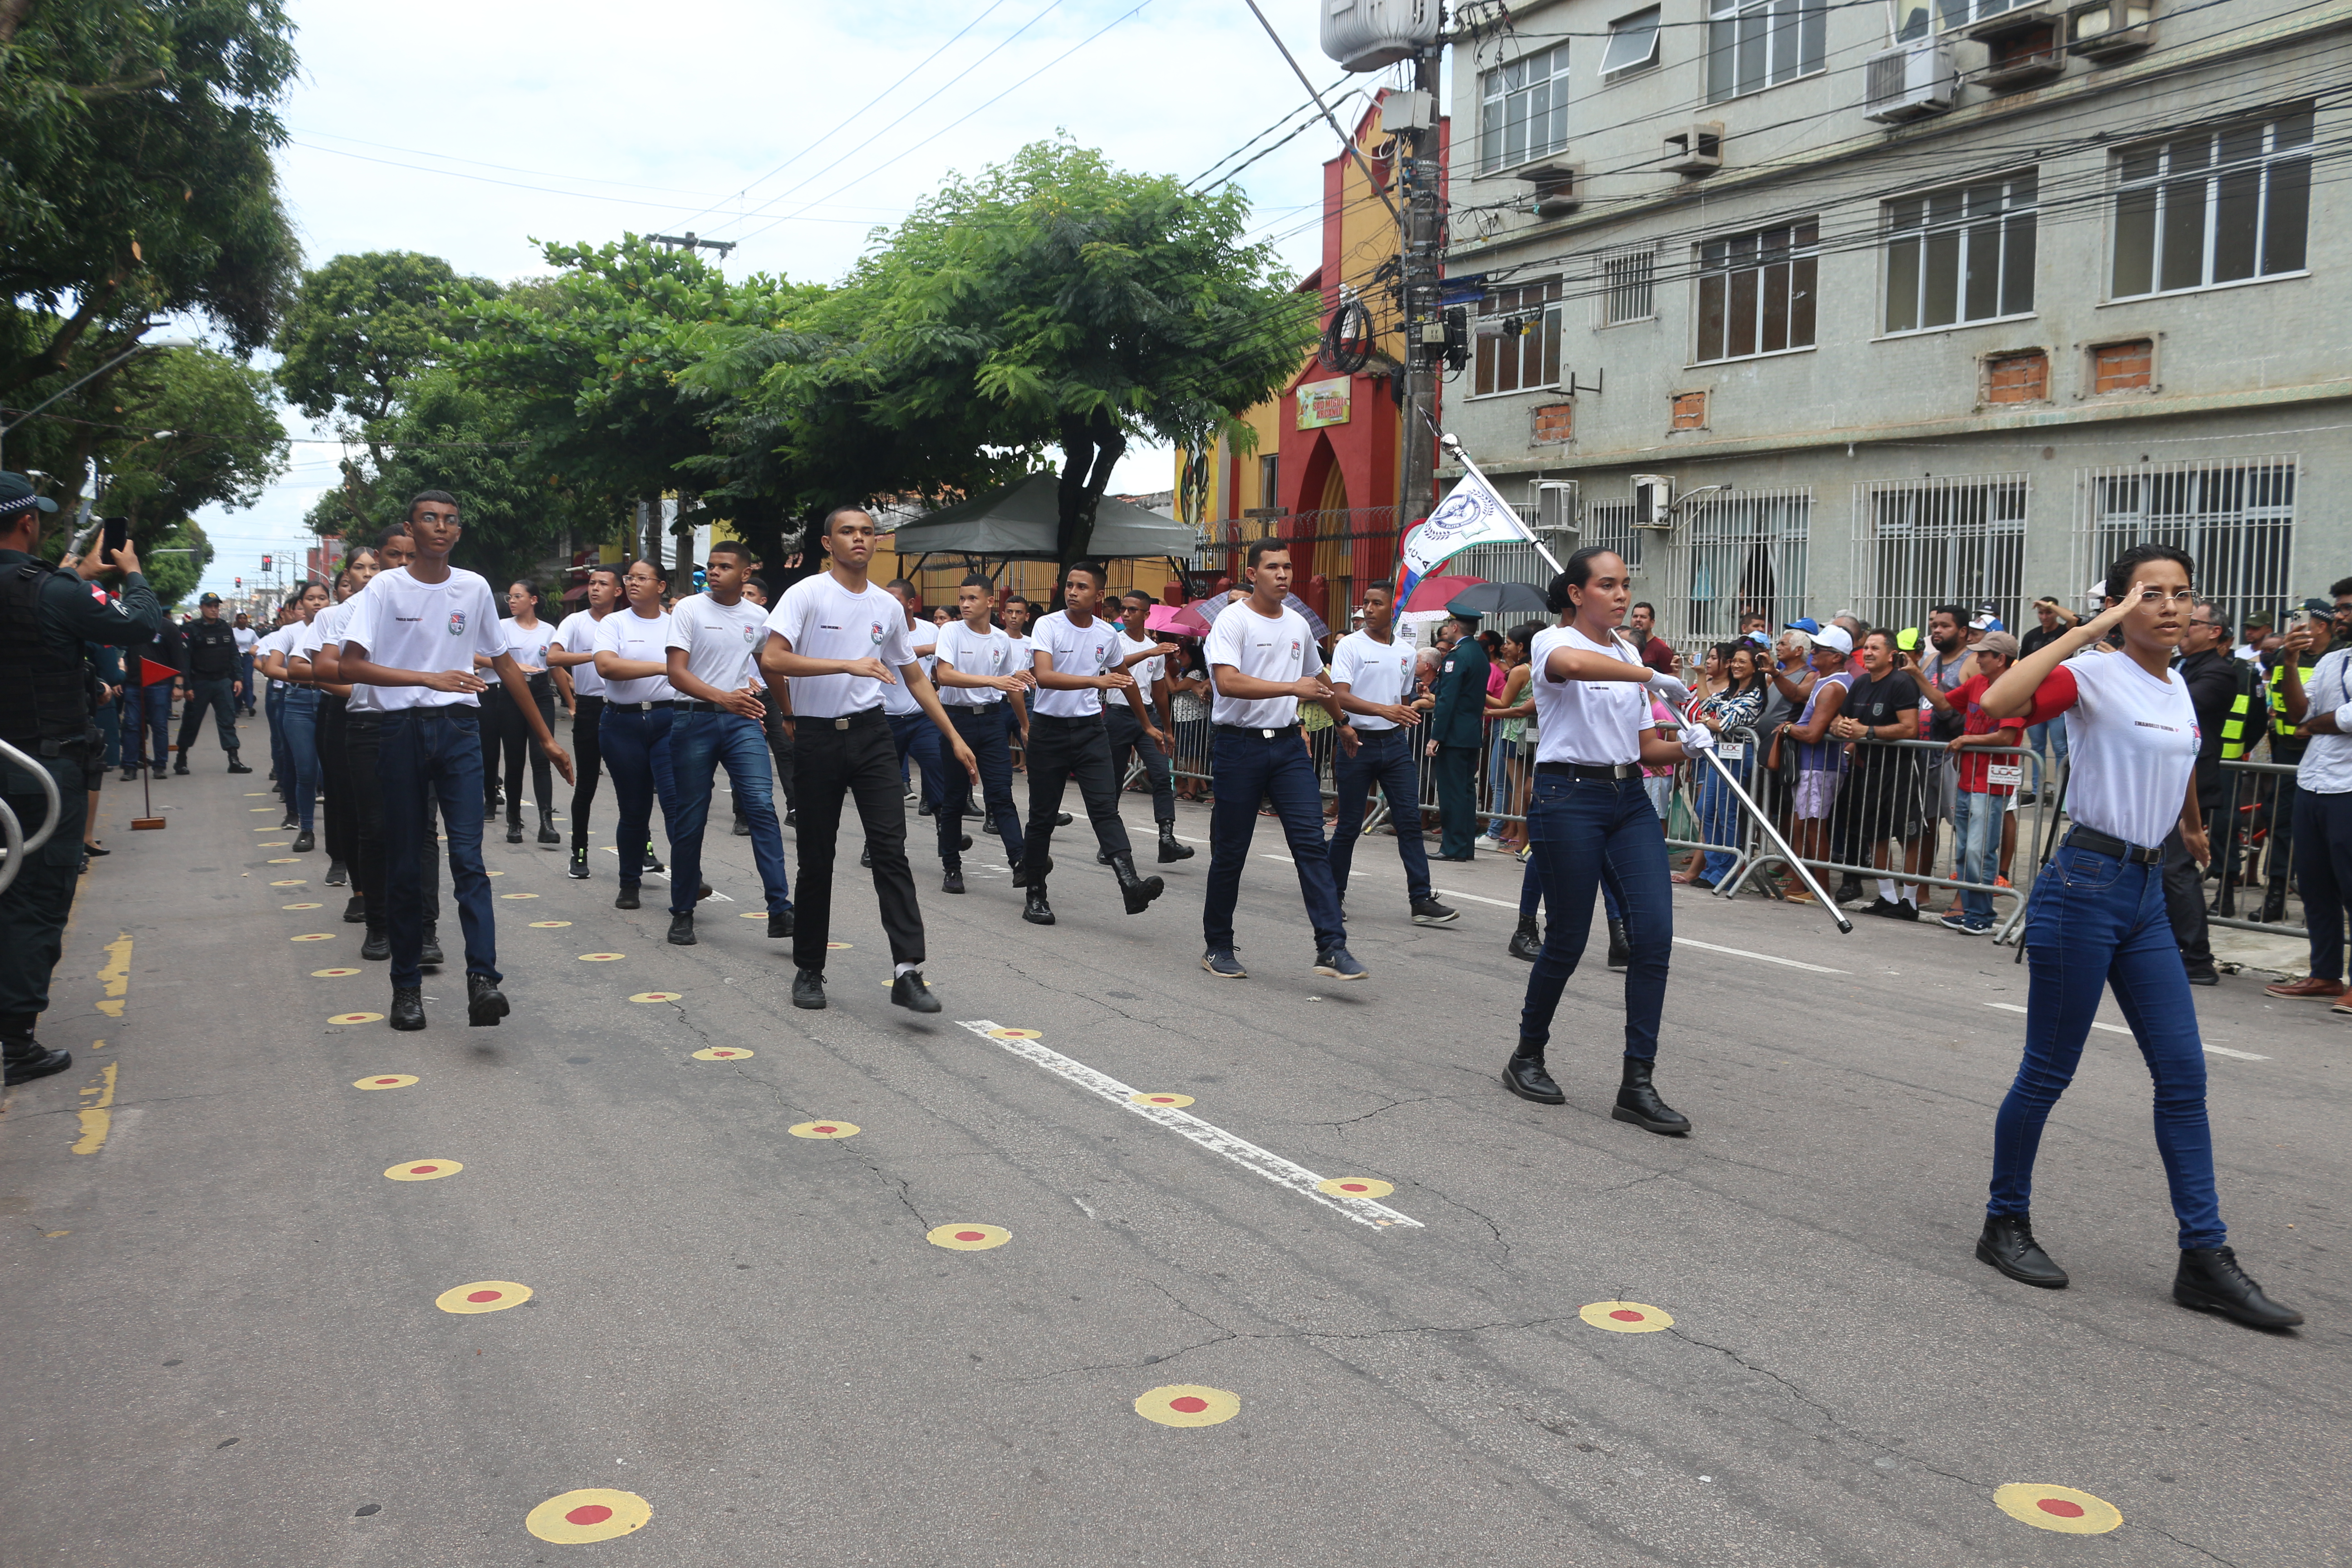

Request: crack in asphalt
left=2139, top=1524, right=2247, bottom=1568
left=1305, top=1094, right=1437, bottom=1128
left=1010, top=1308, right=1575, bottom=1383
left=723, top=1051, right=930, bottom=1230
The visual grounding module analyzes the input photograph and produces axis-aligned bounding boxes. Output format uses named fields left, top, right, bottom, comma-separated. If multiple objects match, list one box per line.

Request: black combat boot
left=1508, top=917, right=1542, bottom=961
left=1612, top=1058, right=1690, bottom=1134
left=1502, top=1039, right=1564, bottom=1104
left=1606, top=918, right=1631, bottom=972
left=1975, top=1213, right=2068, bottom=1289
left=1110, top=853, right=1164, bottom=915
left=1157, top=821, right=1194, bottom=862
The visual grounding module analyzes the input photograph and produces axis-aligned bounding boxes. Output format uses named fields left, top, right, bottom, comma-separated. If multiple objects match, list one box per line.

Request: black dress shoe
left=958, top=834, right=972, bottom=851
left=323, top=858, right=348, bottom=885
left=506, top=822, right=524, bottom=843
left=342, top=895, right=367, bottom=923
left=1606, top=917, right=1630, bottom=972
left=466, top=972, right=509, bottom=1027
left=667, top=912, right=697, bottom=946
left=891, top=970, right=941, bottom=1013
left=859, top=845, right=872, bottom=868
left=1023, top=887, right=1055, bottom=925
left=1502, top=1042, right=1565, bottom=1104
left=2174, top=1246, right=2303, bottom=1328
left=567, top=848, right=590, bottom=880
left=83, top=841, right=109, bottom=857
left=226, top=758, right=251, bottom=774
left=768, top=910, right=793, bottom=938
left=1055, top=811, right=1073, bottom=826
left=614, top=884, right=641, bottom=911
left=942, top=867, right=965, bottom=894
left=418, top=929, right=444, bottom=967
left=696, top=882, right=713, bottom=901
left=1508, top=918, right=1542, bottom=961
left=1976, top=1213, right=2068, bottom=1289
left=1612, top=1058, right=1690, bottom=1133
left=2184, top=960, right=2220, bottom=986
left=2, top=1041, right=72, bottom=1086
left=791, top=969, right=827, bottom=1009
left=362, top=927, right=391, bottom=961
left=732, top=817, right=752, bottom=837
left=389, top=986, right=426, bottom=1031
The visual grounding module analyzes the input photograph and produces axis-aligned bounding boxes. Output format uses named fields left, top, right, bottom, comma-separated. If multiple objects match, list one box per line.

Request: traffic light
left=234, top=577, right=242, bottom=589
left=261, top=554, right=272, bottom=571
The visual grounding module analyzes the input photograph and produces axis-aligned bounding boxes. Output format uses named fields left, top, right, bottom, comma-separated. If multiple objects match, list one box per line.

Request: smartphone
left=100, top=515, right=127, bottom=565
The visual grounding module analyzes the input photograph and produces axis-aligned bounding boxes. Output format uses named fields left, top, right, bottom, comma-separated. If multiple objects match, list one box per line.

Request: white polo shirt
left=1329, top=628, right=1418, bottom=730
left=294, top=598, right=353, bottom=664
left=1529, top=624, right=1646, bottom=766
left=255, top=623, right=303, bottom=691
left=502, top=616, right=554, bottom=674
left=232, top=625, right=258, bottom=656
left=592, top=606, right=679, bottom=706
left=1030, top=610, right=1124, bottom=719
left=934, top=619, right=1014, bottom=707
left=551, top=608, right=608, bottom=698
left=1115, top=631, right=1163, bottom=709
left=665, top=592, right=767, bottom=695
left=1205, top=599, right=1323, bottom=728
left=337, top=565, right=511, bottom=711
left=882, top=617, right=937, bottom=716
left=764, top=572, right=914, bottom=720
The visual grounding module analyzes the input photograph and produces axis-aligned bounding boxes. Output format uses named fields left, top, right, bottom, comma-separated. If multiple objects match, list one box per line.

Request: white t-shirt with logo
left=1030, top=610, right=1125, bottom=719
left=294, top=598, right=354, bottom=664
left=882, top=617, right=937, bottom=716
left=232, top=625, right=258, bottom=655
left=934, top=619, right=1014, bottom=707
left=765, top=573, right=914, bottom=720
left=551, top=609, right=608, bottom=698
left=2020, top=647, right=2200, bottom=848
left=1115, top=631, right=1163, bottom=710
left=665, top=593, right=767, bottom=696
left=1530, top=624, right=1647, bottom=766
left=338, top=566, right=511, bottom=712
left=1205, top=600, right=1323, bottom=728
left=502, top=616, right=554, bottom=674
left=592, top=607, right=679, bottom=706
left=1329, top=628, right=1418, bottom=730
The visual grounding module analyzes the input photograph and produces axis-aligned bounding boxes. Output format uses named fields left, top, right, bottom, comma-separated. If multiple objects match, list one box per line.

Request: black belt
left=2064, top=826, right=2165, bottom=865
left=809, top=706, right=884, bottom=731
left=1537, top=760, right=1641, bottom=781
left=1216, top=722, right=1300, bottom=740
left=675, top=699, right=733, bottom=713
left=610, top=699, right=675, bottom=712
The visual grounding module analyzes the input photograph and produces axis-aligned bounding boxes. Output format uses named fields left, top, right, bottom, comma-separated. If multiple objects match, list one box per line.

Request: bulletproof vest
left=0, top=561, right=92, bottom=745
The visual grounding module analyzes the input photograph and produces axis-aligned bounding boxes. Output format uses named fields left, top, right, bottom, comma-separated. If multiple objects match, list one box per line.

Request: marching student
left=548, top=564, right=620, bottom=879
left=255, top=579, right=330, bottom=851
left=591, top=560, right=685, bottom=915
left=930, top=572, right=1032, bottom=894
left=1002, top=593, right=1034, bottom=764
left=484, top=579, right=561, bottom=847
left=877, top=578, right=963, bottom=870
left=1198, top=541, right=1363, bottom=981
left=660, top=540, right=793, bottom=947
left=289, top=547, right=384, bottom=913
left=1103, top=588, right=1192, bottom=867
left=1505, top=548, right=1710, bottom=1133
left=1328, top=582, right=1455, bottom=927
left=738, top=573, right=797, bottom=831
left=758, top=507, right=976, bottom=1014
left=334, top=491, right=574, bottom=1031
left=1975, top=544, right=2301, bottom=1329
left=1018, top=561, right=1168, bottom=927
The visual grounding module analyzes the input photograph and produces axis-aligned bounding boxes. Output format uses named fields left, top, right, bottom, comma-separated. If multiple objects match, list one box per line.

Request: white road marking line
left=954, top=1019, right=1422, bottom=1230
left=1982, top=1002, right=2267, bottom=1059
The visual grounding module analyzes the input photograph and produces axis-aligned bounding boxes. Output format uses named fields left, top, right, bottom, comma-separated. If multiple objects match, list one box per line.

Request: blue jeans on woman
left=1991, top=838, right=2223, bottom=1249
left=1519, top=771, right=1672, bottom=1057
left=278, top=686, right=321, bottom=833
left=1693, top=751, right=1749, bottom=885
left=600, top=704, right=680, bottom=889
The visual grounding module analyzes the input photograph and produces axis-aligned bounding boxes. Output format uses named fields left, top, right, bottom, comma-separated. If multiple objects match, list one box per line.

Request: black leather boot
left=767, top=909, right=793, bottom=938
left=538, top=808, right=560, bottom=846
left=1157, top=821, right=1194, bottom=862
left=1011, top=854, right=1051, bottom=888
left=1502, top=1039, right=1565, bottom=1104
left=1110, top=853, right=1165, bottom=915
left=388, top=986, right=426, bottom=1031
left=466, top=972, right=509, bottom=1027
left=891, top=969, right=942, bottom=1013
left=2174, top=1246, right=2303, bottom=1328
left=2261, top=885, right=2288, bottom=924
left=2, top=1016, right=72, bottom=1086
left=1606, top=918, right=1631, bottom=973
left=226, top=754, right=251, bottom=774
left=667, top=911, right=696, bottom=946
left=1508, top=917, right=1542, bottom=961
left=418, top=927, right=444, bottom=967
left=506, top=818, right=524, bottom=843
left=1023, top=882, right=1055, bottom=925
left=1612, top=1058, right=1690, bottom=1134
left=1976, top=1213, right=2068, bottom=1288
left=791, top=969, right=826, bottom=1009
left=567, top=845, right=590, bottom=880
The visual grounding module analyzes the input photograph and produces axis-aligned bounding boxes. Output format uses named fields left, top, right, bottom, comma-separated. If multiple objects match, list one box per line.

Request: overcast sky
left=194, top=0, right=1398, bottom=595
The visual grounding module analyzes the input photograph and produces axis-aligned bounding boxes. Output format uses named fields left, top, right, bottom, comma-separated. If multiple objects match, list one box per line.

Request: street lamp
left=0, top=336, right=198, bottom=468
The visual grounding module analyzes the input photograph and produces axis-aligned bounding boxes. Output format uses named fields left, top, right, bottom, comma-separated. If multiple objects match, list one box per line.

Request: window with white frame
left=1597, top=246, right=1658, bottom=326
left=1936, top=0, right=2032, bottom=25
left=1479, top=45, right=1571, bottom=175
left=1695, top=221, right=1818, bottom=363
left=1885, top=172, right=2037, bottom=334
left=2112, top=109, right=2312, bottom=299
left=1475, top=279, right=1563, bottom=396
left=1707, top=0, right=1826, bottom=103
left=1671, top=489, right=1811, bottom=642
left=1852, top=476, right=2029, bottom=634
left=1601, top=7, right=1663, bottom=77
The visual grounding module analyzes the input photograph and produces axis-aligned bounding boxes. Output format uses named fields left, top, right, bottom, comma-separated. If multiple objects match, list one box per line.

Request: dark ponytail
left=1545, top=546, right=1622, bottom=613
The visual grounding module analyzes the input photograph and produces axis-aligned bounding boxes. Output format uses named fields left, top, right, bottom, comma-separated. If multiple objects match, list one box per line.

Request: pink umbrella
left=1149, top=602, right=1213, bottom=637
left=1403, top=573, right=1487, bottom=615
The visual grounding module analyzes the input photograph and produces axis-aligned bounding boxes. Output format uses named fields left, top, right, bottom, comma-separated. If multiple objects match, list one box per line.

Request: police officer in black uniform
left=174, top=591, right=249, bottom=774
left=0, top=471, right=162, bottom=1085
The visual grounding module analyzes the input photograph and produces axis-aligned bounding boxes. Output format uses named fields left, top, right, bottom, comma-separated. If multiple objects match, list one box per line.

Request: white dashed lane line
left=1982, top=1001, right=2268, bottom=1060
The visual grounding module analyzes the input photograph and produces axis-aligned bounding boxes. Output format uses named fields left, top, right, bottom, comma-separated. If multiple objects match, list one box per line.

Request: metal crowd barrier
left=2208, top=757, right=2307, bottom=938
left=0, top=735, right=64, bottom=896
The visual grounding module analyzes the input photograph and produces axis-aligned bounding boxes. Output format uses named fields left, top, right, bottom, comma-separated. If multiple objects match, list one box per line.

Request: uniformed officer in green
left=174, top=590, right=249, bottom=773
left=0, top=471, right=162, bottom=1085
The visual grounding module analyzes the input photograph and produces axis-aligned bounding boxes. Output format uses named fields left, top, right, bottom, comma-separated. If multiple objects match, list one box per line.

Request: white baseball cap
left=1812, top=624, right=1854, bottom=656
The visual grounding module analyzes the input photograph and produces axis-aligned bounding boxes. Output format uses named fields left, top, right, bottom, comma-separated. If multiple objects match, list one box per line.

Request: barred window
left=1598, top=247, right=1658, bottom=326
left=1707, top=0, right=1826, bottom=103
left=2079, top=458, right=2297, bottom=632
left=1696, top=221, right=1818, bottom=363
left=1852, top=476, right=2029, bottom=635
left=1480, top=45, right=1571, bottom=175
left=1671, top=489, right=1811, bottom=642
left=1475, top=280, right=1563, bottom=396
left=1885, top=172, right=2037, bottom=334
left=2112, top=109, right=2312, bottom=299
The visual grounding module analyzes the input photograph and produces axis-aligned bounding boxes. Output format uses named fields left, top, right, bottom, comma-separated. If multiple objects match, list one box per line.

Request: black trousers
left=0, top=743, right=88, bottom=1022
left=1104, top=704, right=1176, bottom=824
left=1021, top=711, right=1133, bottom=872
left=483, top=679, right=555, bottom=821
left=348, top=713, right=441, bottom=931
left=317, top=694, right=356, bottom=881
left=173, top=675, right=240, bottom=760
left=2162, top=823, right=2213, bottom=968
left=743, top=688, right=795, bottom=820
left=790, top=708, right=923, bottom=971
left=568, top=695, right=605, bottom=850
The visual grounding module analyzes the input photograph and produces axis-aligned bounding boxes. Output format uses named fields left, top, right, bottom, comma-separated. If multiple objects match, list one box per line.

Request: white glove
left=1645, top=669, right=1690, bottom=706
left=1680, top=723, right=1717, bottom=758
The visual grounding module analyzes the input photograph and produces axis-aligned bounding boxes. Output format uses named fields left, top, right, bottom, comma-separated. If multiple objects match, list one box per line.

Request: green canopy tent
left=884, top=473, right=1197, bottom=583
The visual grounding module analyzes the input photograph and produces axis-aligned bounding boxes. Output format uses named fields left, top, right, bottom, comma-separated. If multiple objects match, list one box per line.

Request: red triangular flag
left=139, top=657, right=178, bottom=687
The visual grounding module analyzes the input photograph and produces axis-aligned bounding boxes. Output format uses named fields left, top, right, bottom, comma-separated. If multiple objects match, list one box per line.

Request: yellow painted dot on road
left=928, top=1223, right=1010, bottom=1251
left=250, top=807, right=273, bottom=813
left=268, top=857, right=300, bottom=864
left=435, top=1280, right=532, bottom=1315
left=1993, top=1484, right=2122, bottom=1535
left=291, top=933, right=335, bottom=943
left=528, top=920, right=572, bottom=928
left=628, top=991, right=682, bottom=1004
left=282, top=902, right=324, bottom=910
left=1579, top=1300, right=1673, bottom=1333
left=245, top=792, right=270, bottom=797
left=788, top=1121, right=859, bottom=1140
left=988, top=1027, right=1044, bottom=1040
left=312, top=967, right=361, bottom=978
left=1129, top=1092, right=1194, bottom=1108
left=269, top=879, right=305, bottom=887
left=354, top=1074, right=416, bottom=1090
left=500, top=892, right=539, bottom=900
left=328, top=1012, right=384, bottom=1026
left=826, top=941, right=853, bottom=950
left=485, top=870, right=505, bottom=877
left=525, top=1489, right=650, bottom=1544
left=1134, top=1385, right=1240, bottom=1428
left=384, top=1159, right=461, bottom=1181
left=1318, top=1176, right=1394, bottom=1199
left=691, top=1046, right=752, bottom=1061
left=577, top=953, right=624, bottom=962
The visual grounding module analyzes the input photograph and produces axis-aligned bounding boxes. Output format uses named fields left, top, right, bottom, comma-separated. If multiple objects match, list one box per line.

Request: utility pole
left=648, top=232, right=736, bottom=261
left=1393, top=46, right=1443, bottom=526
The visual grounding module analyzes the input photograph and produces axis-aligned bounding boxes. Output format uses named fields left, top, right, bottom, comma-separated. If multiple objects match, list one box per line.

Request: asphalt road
left=5, top=728, right=2346, bottom=1567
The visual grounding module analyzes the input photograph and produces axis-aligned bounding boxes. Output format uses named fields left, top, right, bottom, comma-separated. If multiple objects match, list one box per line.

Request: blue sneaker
left=1201, top=948, right=1247, bottom=979
left=1939, top=912, right=1990, bottom=935
left=1313, top=946, right=1369, bottom=980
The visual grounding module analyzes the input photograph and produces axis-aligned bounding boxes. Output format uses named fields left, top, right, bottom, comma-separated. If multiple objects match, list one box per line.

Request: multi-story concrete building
left=1440, top=0, right=2346, bottom=641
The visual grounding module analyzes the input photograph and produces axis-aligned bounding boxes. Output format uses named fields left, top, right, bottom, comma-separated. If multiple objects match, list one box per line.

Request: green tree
left=360, top=368, right=584, bottom=593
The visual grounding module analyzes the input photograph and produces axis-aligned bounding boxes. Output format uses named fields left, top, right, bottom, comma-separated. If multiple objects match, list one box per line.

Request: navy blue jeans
left=1202, top=726, right=1345, bottom=955
left=1519, top=771, right=1672, bottom=1057
left=668, top=710, right=791, bottom=917
left=378, top=706, right=497, bottom=988
left=946, top=706, right=1023, bottom=865
left=125, top=684, right=172, bottom=771
left=278, top=686, right=321, bottom=833
left=889, top=708, right=958, bottom=860
left=1993, top=839, right=2224, bottom=1249
left=600, top=704, right=679, bottom=888
left=1328, top=725, right=1432, bottom=906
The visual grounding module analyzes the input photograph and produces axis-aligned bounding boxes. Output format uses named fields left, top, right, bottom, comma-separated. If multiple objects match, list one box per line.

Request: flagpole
left=1432, top=428, right=1565, bottom=576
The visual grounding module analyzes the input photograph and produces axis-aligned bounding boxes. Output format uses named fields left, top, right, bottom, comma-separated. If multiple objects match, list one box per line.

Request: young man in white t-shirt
left=1200, top=542, right=1362, bottom=980
left=661, top=540, right=792, bottom=948
left=336, top=491, right=574, bottom=1032
left=548, top=564, right=620, bottom=879
left=931, top=572, right=1033, bottom=893
left=758, top=507, right=976, bottom=1014
left=1017, top=561, right=1169, bottom=928
left=1103, top=589, right=1191, bottom=866
left=1329, top=582, right=1454, bottom=927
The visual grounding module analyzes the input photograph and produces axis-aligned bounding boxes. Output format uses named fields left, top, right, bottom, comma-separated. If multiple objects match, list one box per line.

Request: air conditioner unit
left=1631, top=475, right=1676, bottom=529
left=1977, top=17, right=2066, bottom=88
left=2067, top=0, right=2153, bottom=57
left=1863, top=41, right=1958, bottom=122
left=1535, top=480, right=1579, bottom=540
left=1319, top=0, right=1442, bottom=73
left=1660, top=122, right=1725, bottom=176
left=1959, top=0, right=2053, bottom=41
left=1518, top=161, right=1584, bottom=217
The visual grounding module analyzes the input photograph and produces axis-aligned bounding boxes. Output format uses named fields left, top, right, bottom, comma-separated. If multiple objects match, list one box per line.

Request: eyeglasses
left=2133, top=588, right=2199, bottom=606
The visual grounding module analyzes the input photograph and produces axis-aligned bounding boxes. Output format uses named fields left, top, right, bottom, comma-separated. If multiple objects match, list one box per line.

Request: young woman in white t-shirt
left=1976, top=543, right=2300, bottom=1329
left=1507, top=548, right=1715, bottom=1131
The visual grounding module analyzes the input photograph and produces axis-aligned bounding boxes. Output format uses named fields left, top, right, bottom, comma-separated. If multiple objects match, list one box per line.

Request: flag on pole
left=1395, top=462, right=1543, bottom=609
left=138, top=657, right=179, bottom=687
